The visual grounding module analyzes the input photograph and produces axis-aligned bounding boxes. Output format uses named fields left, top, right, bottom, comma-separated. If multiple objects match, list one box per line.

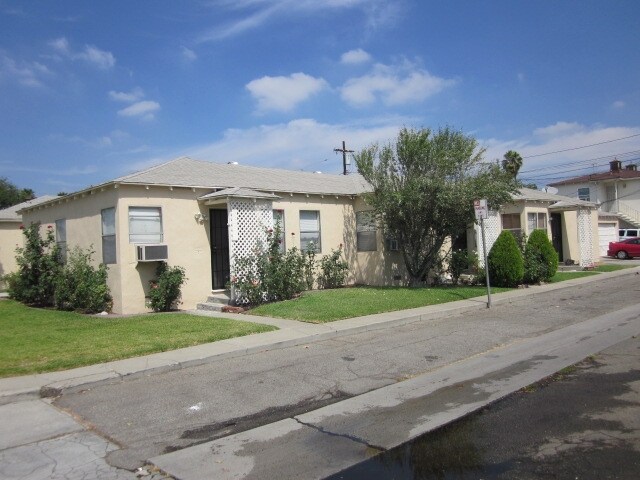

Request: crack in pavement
left=293, top=416, right=386, bottom=454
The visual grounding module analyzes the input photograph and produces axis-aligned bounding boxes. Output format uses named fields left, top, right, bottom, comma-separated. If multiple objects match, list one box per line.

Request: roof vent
left=227, top=161, right=239, bottom=165
left=625, top=164, right=637, bottom=171
left=610, top=159, right=622, bottom=171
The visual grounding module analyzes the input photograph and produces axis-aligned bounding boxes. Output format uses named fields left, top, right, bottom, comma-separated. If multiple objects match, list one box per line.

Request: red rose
left=19, top=225, right=24, bottom=230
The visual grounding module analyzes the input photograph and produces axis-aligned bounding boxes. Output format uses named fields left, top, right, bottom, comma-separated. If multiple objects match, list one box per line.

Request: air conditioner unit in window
left=136, top=244, right=168, bottom=262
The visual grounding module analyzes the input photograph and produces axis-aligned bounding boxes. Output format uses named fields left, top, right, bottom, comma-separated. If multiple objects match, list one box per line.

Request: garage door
left=598, top=222, right=617, bottom=256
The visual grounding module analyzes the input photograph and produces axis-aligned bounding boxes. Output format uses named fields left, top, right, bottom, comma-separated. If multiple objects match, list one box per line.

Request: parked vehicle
left=619, top=228, right=640, bottom=240
left=607, top=238, right=640, bottom=259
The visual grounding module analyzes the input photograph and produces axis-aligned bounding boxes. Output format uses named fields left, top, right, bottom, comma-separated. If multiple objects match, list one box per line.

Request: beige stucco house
left=20, top=157, right=598, bottom=314
left=0, top=195, right=55, bottom=289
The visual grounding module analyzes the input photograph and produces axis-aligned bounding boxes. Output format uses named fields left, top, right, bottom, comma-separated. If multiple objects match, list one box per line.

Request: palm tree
left=502, top=150, right=523, bottom=178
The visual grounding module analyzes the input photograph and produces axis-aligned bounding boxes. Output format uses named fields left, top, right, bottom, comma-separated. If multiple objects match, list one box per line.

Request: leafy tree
left=502, top=150, right=523, bottom=178
left=0, top=177, right=35, bottom=209
left=355, top=127, right=517, bottom=286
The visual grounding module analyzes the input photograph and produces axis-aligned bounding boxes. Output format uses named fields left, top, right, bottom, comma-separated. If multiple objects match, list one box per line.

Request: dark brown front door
left=210, top=209, right=230, bottom=290
left=550, top=213, right=563, bottom=261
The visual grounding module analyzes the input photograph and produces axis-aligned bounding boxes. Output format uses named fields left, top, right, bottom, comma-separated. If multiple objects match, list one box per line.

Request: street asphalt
left=0, top=264, right=639, bottom=479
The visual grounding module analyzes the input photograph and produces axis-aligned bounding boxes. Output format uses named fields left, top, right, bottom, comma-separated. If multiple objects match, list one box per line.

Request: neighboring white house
left=549, top=159, right=640, bottom=255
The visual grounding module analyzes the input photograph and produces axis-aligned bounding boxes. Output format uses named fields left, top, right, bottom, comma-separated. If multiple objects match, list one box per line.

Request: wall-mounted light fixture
left=194, top=212, right=207, bottom=223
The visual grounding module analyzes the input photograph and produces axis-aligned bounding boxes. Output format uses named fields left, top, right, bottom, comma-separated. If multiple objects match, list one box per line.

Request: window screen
left=300, top=210, right=321, bottom=252
left=129, top=207, right=162, bottom=244
left=356, top=211, right=377, bottom=251
left=102, top=207, right=116, bottom=264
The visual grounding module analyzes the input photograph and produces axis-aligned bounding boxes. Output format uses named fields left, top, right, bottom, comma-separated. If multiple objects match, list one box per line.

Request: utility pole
left=334, top=141, right=354, bottom=175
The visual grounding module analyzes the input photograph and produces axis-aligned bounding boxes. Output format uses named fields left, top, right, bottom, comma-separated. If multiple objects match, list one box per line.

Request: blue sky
left=1, top=0, right=639, bottom=196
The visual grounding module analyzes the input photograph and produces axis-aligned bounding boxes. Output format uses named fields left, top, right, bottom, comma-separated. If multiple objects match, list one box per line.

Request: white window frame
left=299, top=210, right=321, bottom=253
left=273, top=209, right=285, bottom=253
left=501, top=213, right=522, bottom=240
left=102, top=207, right=117, bottom=264
left=356, top=211, right=377, bottom=252
left=129, top=207, right=163, bottom=244
left=55, top=218, right=67, bottom=263
left=527, top=212, right=547, bottom=233
left=577, top=187, right=590, bottom=201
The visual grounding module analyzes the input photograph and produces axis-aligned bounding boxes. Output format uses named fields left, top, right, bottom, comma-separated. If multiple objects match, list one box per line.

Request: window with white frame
left=385, top=234, right=399, bottom=251
left=55, top=218, right=67, bottom=263
left=527, top=212, right=547, bottom=233
left=273, top=209, right=285, bottom=253
left=102, top=207, right=116, bottom=264
left=356, top=211, right=377, bottom=251
left=129, top=207, right=163, bottom=243
left=577, top=187, right=590, bottom=201
left=501, top=213, right=522, bottom=239
left=299, top=210, right=321, bottom=252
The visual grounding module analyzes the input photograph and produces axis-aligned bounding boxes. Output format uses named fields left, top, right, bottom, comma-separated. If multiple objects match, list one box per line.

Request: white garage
left=598, top=221, right=618, bottom=256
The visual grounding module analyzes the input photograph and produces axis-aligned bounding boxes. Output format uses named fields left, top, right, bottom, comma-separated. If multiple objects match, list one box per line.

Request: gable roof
left=114, top=157, right=370, bottom=196
left=512, top=187, right=595, bottom=208
left=548, top=168, right=640, bottom=186
left=0, top=195, right=57, bottom=222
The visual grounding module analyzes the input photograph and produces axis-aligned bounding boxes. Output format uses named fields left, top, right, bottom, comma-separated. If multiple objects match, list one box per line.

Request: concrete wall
left=0, top=221, right=22, bottom=289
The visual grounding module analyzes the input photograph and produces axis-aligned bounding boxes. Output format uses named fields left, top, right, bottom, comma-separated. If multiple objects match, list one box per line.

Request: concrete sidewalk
left=1, top=266, right=638, bottom=405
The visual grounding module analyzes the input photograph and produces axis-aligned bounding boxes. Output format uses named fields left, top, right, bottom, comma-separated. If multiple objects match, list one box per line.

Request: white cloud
left=197, top=0, right=393, bottom=43
left=128, top=116, right=407, bottom=174
left=340, top=60, right=456, bottom=107
left=341, top=48, right=372, bottom=65
left=0, top=51, right=52, bottom=88
left=182, top=46, right=197, bottom=62
left=47, top=37, right=115, bottom=69
left=612, top=100, right=625, bottom=109
left=481, top=122, right=640, bottom=185
left=109, top=87, right=145, bottom=102
left=77, top=45, right=115, bottom=69
left=118, top=101, right=161, bottom=120
left=246, top=73, right=328, bottom=112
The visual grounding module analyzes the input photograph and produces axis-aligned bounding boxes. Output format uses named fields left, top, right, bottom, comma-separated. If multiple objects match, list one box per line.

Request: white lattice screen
left=228, top=199, right=274, bottom=303
left=577, top=208, right=594, bottom=267
left=476, top=210, right=501, bottom=267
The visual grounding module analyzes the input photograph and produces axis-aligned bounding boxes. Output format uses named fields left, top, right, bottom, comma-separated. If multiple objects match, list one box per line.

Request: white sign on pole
left=474, top=199, right=488, bottom=221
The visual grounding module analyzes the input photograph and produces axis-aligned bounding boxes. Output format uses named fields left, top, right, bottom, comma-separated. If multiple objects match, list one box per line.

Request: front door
left=210, top=209, right=230, bottom=290
left=550, top=213, right=563, bottom=261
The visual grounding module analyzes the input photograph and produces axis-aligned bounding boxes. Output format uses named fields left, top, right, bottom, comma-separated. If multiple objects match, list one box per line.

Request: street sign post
left=474, top=199, right=492, bottom=308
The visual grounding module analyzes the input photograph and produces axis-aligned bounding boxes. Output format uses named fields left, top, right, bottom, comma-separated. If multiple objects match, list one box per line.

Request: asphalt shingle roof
left=0, top=195, right=57, bottom=222
left=114, top=157, right=371, bottom=196
left=513, top=187, right=595, bottom=208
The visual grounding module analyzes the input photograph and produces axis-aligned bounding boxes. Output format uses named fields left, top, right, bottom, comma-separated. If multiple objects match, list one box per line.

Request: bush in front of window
left=6, top=222, right=61, bottom=307
left=488, top=230, right=524, bottom=287
left=318, top=246, right=349, bottom=289
left=523, top=229, right=558, bottom=284
left=148, top=262, right=187, bottom=312
left=54, top=246, right=112, bottom=314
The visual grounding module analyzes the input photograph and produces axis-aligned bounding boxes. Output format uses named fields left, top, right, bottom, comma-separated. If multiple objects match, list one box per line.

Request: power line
left=522, top=133, right=640, bottom=159
left=520, top=149, right=640, bottom=174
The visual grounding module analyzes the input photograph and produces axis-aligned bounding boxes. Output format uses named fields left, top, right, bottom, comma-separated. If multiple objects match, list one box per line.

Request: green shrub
left=55, top=246, right=112, bottom=313
left=448, top=249, right=470, bottom=285
left=524, top=229, right=559, bottom=283
left=8, top=223, right=61, bottom=306
left=148, top=262, right=187, bottom=312
left=488, top=230, right=524, bottom=287
left=231, top=226, right=308, bottom=306
left=318, top=246, right=349, bottom=289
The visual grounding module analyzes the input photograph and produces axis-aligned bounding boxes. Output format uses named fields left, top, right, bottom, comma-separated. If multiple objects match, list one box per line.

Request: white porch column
left=577, top=208, right=594, bottom=267
left=476, top=209, right=501, bottom=267
left=227, top=198, right=274, bottom=302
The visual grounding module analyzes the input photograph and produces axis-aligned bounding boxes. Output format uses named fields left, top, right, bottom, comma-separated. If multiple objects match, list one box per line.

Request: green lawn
left=249, top=285, right=509, bottom=323
left=0, top=300, right=276, bottom=378
left=549, top=263, right=634, bottom=283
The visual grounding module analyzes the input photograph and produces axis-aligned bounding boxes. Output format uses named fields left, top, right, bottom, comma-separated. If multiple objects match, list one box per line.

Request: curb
left=1, top=265, right=638, bottom=405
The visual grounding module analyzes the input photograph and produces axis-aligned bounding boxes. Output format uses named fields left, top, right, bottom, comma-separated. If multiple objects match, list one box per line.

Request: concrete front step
left=196, top=302, right=225, bottom=312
